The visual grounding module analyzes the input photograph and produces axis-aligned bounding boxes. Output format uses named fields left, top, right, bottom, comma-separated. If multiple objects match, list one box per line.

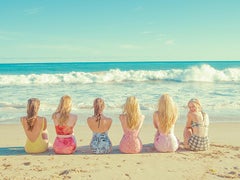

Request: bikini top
left=55, top=125, right=74, bottom=135
left=191, top=119, right=210, bottom=127
left=191, top=114, right=209, bottom=128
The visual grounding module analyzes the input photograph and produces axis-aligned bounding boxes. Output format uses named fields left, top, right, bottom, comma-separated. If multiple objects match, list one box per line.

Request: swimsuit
left=119, top=129, right=142, bottom=154
left=53, top=125, right=76, bottom=154
left=24, top=120, right=48, bottom=153
left=154, top=127, right=179, bottom=152
left=90, top=132, right=112, bottom=154
left=189, top=135, right=209, bottom=151
left=188, top=120, right=209, bottom=151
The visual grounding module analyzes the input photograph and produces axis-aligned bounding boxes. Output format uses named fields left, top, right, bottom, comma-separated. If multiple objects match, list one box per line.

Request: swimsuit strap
left=41, top=117, right=45, bottom=130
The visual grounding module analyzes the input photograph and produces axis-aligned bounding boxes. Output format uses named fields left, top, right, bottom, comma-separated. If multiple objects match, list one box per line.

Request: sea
left=0, top=61, right=239, bottom=125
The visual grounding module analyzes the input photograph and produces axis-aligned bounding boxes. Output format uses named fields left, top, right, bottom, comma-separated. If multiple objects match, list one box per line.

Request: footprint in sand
left=23, top=162, right=31, bottom=166
left=59, top=170, right=69, bottom=176
left=2, top=163, right=11, bottom=169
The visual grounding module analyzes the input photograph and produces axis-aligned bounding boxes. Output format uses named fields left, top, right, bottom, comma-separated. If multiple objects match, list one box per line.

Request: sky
left=0, top=0, right=240, bottom=63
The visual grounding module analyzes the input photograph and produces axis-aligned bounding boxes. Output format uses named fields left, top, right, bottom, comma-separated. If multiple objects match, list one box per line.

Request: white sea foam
left=0, top=64, right=239, bottom=124
left=0, top=65, right=240, bottom=85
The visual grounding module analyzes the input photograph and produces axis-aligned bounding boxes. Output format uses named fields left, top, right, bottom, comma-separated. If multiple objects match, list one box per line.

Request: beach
left=1, top=0, right=240, bottom=178
left=1, top=122, right=240, bottom=180
left=0, top=62, right=240, bottom=179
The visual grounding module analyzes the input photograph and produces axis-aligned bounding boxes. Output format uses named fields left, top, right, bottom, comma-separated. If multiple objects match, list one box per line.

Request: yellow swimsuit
left=24, top=120, right=48, bottom=153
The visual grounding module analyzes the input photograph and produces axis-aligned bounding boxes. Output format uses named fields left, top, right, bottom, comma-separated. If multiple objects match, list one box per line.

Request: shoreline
left=1, top=109, right=240, bottom=125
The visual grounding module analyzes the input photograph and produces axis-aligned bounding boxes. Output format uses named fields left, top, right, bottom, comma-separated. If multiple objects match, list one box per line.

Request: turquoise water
left=0, top=61, right=239, bottom=74
left=0, top=61, right=239, bottom=124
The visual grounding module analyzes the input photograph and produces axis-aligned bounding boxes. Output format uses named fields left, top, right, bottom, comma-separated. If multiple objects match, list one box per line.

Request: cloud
left=141, top=31, right=166, bottom=38
left=141, top=31, right=153, bottom=35
left=24, top=44, right=84, bottom=51
left=24, top=7, right=42, bottom=15
left=119, top=44, right=141, bottom=49
left=22, top=44, right=104, bottom=55
left=165, top=39, right=175, bottom=45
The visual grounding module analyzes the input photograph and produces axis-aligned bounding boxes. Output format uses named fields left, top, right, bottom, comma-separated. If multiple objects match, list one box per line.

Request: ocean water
left=0, top=61, right=239, bottom=124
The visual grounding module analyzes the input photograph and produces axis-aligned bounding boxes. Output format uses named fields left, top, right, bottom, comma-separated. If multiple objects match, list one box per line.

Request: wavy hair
left=52, top=95, right=72, bottom=125
left=188, top=98, right=206, bottom=118
left=123, top=96, right=141, bottom=129
left=188, top=98, right=202, bottom=111
left=157, top=94, right=178, bottom=134
left=26, top=98, right=40, bottom=131
left=93, top=98, right=105, bottom=128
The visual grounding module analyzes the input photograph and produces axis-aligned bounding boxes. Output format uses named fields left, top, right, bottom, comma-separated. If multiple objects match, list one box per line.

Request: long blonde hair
left=93, top=98, right=105, bottom=128
left=188, top=98, right=206, bottom=118
left=188, top=98, right=202, bottom=112
left=52, top=95, right=72, bottom=125
left=26, top=98, right=40, bottom=131
left=123, top=96, right=141, bottom=130
left=157, top=94, right=178, bottom=134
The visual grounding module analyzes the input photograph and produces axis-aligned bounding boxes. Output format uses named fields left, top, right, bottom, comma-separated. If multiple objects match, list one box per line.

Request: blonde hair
left=93, top=98, right=105, bottom=128
left=188, top=98, right=202, bottom=112
left=188, top=98, right=207, bottom=118
left=123, top=96, right=141, bottom=130
left=157, top=94, right=178, bottom=134
left=26, top=98, right=40, bottom=131
left=52, top=95, right=72, bottom=125
left=94, top=98, right=105, bottom=115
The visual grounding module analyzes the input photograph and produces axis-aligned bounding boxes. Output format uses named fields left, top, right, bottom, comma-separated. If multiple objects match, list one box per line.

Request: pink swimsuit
left=53, top=125, right=76, bottom=154
left=119, top=128, right=142, bottom=154
left=154, top=127, right=179, bottom=152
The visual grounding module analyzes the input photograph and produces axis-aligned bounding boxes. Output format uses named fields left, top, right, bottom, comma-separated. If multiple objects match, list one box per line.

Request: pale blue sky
left=0, top=0, right=240, bottom=63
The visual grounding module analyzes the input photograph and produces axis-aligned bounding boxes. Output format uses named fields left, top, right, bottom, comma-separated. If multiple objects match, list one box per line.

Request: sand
left=0, top=122, right=240, bottom=180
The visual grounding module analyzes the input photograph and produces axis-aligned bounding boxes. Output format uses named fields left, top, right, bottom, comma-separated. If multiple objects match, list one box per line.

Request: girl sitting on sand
left=21, top=98, right=49, bottom=153
left=52, top=95, right=78, bottom=154
left=153, top=94, right=179, bottom=152
left=183, top=98, right=209, bottom=151
left=87, top=98, right=112, bottom=154
left=119, top=96, right=144, bottom=154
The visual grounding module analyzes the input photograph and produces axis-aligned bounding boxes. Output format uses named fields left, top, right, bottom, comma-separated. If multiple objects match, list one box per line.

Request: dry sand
left=0, top=123, right=240, bottom=180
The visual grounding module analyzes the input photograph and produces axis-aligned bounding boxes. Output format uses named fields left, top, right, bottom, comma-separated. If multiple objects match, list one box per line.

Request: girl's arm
left=153, top=112, right=158, bottom=129
left=185, top=112, right=192, bottom=129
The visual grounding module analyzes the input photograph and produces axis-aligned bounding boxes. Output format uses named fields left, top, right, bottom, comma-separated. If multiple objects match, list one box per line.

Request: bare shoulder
left=103, top=115, right=112, bottom=121
left=70, top=113, right=78, bottom=121
left=153, top=111, right=158, bottom=117
left=20, top=116, right=27, bottom=124
left=119, top=114, right=125, bottom=118
left=187, top=111, right=194, bottom=118
left=120, top=114, right=127, bottom=124
left=38, top=116, right=46, bottom=120
left=87, top=116, right=95, bottom=123
left=104, top=116, right=112, bottom=125
left=42, top=117, right=47, bottom=124
left=20, top=116, right=26, bottom=121
left=153, top=111, right=159, bottom=120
